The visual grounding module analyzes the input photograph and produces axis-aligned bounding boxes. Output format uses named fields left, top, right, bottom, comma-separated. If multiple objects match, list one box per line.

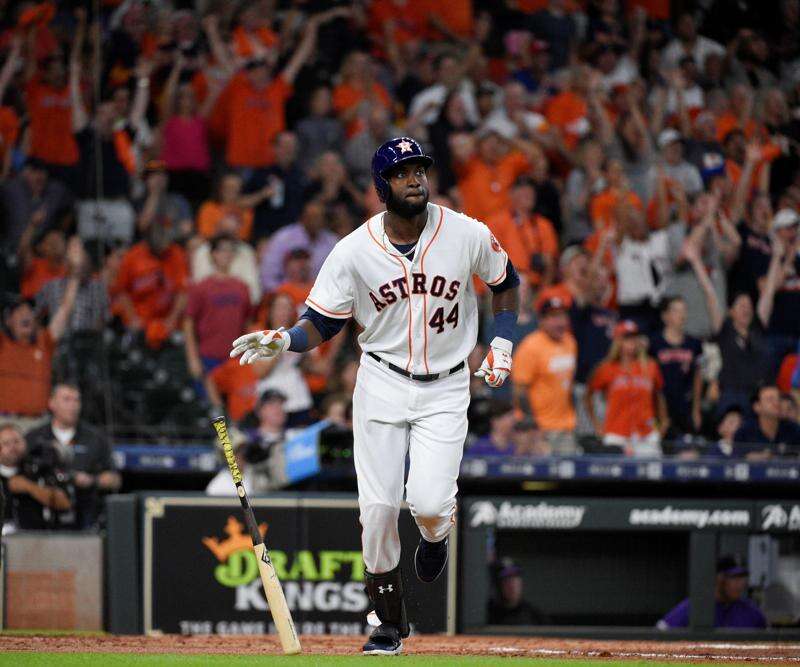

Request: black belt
left=367, top=352, right=465, bottom=382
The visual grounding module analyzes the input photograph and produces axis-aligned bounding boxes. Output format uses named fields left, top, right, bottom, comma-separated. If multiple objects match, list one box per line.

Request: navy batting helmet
left=371, top=137, right=434, bottom=202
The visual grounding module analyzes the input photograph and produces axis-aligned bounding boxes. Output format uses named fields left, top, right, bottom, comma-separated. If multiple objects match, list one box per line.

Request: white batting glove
left=230, top=328, right=291, bottom=365
left=474, top=336, right=513, bottom=388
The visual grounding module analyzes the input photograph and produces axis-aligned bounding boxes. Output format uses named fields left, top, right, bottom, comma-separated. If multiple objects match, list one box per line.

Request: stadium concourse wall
left=6, top=493, right=800, bottom=639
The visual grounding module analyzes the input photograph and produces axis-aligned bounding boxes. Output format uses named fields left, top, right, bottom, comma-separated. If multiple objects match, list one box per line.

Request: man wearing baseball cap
left=647, top=128, right=703, bottom=200
left=658, top=555, right=766, bottom=629
left=488, top=559, right=546, bottom=625
left=465, top=400, right=517, bottom=457
left=513, top=295, right=577, bottom=454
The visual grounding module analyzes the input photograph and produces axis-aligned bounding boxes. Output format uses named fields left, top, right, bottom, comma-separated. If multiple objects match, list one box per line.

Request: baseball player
left=231, top=137, right=519, bottom=654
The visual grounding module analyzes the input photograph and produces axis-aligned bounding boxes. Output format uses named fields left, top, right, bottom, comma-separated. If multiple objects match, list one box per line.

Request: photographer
left=0, top=423, right=72, bottom=531
left=25, top=383, right=120, bottom=529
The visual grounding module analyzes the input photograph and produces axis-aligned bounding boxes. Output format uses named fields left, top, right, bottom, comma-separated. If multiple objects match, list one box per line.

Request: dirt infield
left=3, top=634, right=800, bottom=663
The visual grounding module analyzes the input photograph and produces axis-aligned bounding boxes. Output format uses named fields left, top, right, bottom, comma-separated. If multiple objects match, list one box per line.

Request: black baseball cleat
left=414, top=537, right=448, bottom=583
left=362, top=623, right=403, bottom=655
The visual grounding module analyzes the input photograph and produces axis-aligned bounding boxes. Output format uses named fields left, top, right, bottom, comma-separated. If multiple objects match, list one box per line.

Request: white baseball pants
left=353, top=352, right=469, bottom=574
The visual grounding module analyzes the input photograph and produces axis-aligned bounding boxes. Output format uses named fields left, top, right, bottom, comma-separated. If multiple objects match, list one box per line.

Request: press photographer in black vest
left=25, top=383, right=120, bottom=529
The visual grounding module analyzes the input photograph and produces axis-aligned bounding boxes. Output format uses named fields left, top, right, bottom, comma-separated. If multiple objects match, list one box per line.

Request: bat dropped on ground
left=211, top=416, right=301, bottom=655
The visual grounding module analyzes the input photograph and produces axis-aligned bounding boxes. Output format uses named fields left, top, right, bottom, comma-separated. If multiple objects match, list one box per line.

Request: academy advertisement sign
left=464, top=497, right=753, bottom=532
left=142, top=497, right=450, bottom=635
left=628, top=506, right=750, bottom=529
left=469, top=500, right=586, bottom=529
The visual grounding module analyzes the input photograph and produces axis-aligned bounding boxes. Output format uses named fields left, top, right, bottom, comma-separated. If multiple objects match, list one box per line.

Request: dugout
left=460, top=496, right=800, bottom=639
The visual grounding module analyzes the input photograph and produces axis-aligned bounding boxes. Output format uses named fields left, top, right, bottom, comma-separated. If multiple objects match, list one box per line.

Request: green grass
left=0, top=654, right=711, bottom=667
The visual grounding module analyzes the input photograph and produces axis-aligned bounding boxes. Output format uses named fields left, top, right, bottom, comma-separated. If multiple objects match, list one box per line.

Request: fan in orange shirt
left=111, top=223, right=189, bottom=349
left=0, top=299, right=61, bottom=419
left=20, top=228, right=67, bottom=300
left=274, top=248, right=314, bottom=310
left=212, top=10, right=345, bottom=168
left=452, top=130, right=533, bottom=222
left=512, top=296, right=578, bottom=454
left=367, top=0, right=429, bottom=49
left=17, top=1, right=58, bottom=62
left=25, top=59, right=79, bottom=168
left=585, top=320, right=669, bottom=457
left=536, top=245, right=592, bottom=312
left=196, top=173, right=258, bottom=241
left=222, top=66, right=292, bottom=168
left=332, top=51, right=392, bottom=138
left=589, top=158, right=643, bottom=230
left=487, top=177, right=558, bottom=289
left=722, top=129, right=780, bottom=191
left=545, top=66, right=590, bottom=151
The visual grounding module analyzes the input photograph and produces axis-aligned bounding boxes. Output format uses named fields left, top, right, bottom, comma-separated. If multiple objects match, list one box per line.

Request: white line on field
left=488, top=647, right=525, bottom=654
left=695, top=643, right=800, bottom=650
left=520, top=649, right=800, bottom=662
left=529, top=649, right=567, bottom=655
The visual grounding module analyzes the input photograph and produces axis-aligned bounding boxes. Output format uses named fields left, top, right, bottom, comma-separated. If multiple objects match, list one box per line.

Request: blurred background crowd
left=2, top=0, right=800, bottom=529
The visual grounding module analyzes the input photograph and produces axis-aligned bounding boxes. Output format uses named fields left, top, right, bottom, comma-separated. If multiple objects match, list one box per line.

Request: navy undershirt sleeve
left=488, top=259, right=521, bottom=293
left=300, top=307, right=348, bottom=342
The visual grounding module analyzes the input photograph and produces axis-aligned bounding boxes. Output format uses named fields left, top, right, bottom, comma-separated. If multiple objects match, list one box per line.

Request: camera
left=21, top=445, right=71, bottom=488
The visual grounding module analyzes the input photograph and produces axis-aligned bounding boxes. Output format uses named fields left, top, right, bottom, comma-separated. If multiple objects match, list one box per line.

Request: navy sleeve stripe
left=301, top=307, right=348, bottom=342
left=488, top=259, right=521, bottom=293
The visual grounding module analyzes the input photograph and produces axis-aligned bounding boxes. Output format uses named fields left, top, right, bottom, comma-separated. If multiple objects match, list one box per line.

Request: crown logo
left=202, top=515, right=268, bottom=562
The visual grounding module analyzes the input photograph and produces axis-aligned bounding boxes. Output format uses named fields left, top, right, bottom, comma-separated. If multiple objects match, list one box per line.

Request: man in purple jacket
left=658, top=555, right=767, bottom=629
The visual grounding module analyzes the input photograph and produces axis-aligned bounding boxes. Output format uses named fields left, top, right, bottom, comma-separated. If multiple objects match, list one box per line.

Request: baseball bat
left=211, top=416, right=301, bottom=655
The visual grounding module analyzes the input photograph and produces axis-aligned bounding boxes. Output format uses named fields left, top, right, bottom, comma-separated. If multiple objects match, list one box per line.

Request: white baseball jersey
left=305, top=203, right=508, bottom=375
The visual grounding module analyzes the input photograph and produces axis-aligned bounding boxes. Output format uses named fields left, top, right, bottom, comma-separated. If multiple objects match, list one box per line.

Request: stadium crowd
left=1, top=0, right=800, bottom=525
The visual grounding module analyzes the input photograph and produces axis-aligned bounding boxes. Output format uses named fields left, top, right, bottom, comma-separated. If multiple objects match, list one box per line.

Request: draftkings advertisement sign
left=142, top=495, right=451, bottom=635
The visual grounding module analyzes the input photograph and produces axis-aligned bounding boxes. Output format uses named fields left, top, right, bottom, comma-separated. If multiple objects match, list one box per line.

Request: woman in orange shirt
left=332, top=51, right=392, bottom=138
left=196, top=172, right=278, bottom=242
left=585, top=320, right=669, bottom=457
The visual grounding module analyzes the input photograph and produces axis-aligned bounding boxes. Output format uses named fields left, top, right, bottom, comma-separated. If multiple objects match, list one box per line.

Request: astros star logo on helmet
left=396, top=140, right=413, bottom=153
